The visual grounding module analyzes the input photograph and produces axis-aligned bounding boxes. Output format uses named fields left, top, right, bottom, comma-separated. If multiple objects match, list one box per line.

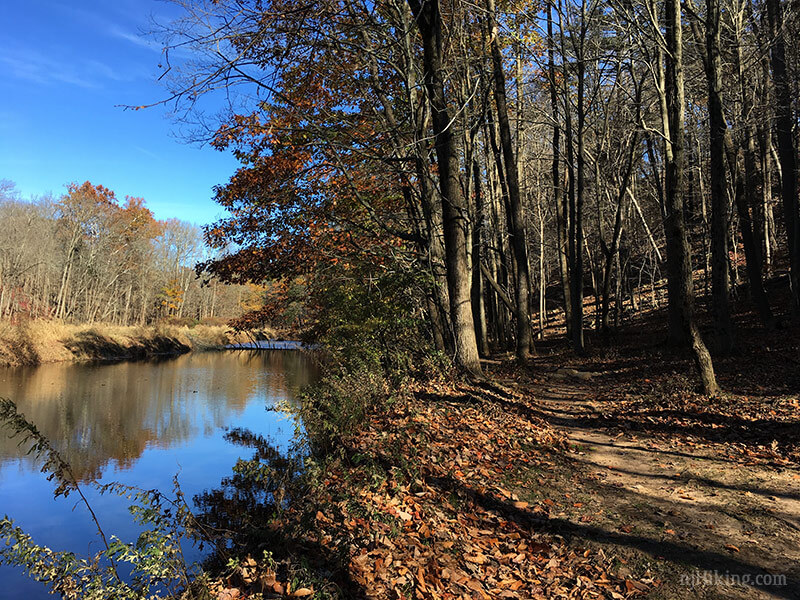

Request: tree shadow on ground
left=566, top=459, right=800, bottom=501
left=418, top=382, right=800, bottom=502
left=415, top=382, right=800, bottom=597
left=345, top=417, right=800, bottom=598
left=421, top=470, right=800, bottom=598
left=194, top=382, right=800, bottom=599
left=472, top=373, right=800, bottom=465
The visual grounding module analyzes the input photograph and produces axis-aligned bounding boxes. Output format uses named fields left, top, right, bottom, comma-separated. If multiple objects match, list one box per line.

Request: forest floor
left=211, top=304, right=800, bottom=600
left=218, top=341, right=800, bottom=599
left=493, top=353, right=800, bottom=599
left=480, top=298, right=800, bottom=599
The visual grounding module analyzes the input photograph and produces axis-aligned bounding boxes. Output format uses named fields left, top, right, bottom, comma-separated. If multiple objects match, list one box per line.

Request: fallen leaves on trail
left=594, top=389, right=800, bottom=465
left=504, top=318, right=800, bottom=468
left=296, top=379, right=654, bottom=599
left=206, top=377, right=657, bottom=599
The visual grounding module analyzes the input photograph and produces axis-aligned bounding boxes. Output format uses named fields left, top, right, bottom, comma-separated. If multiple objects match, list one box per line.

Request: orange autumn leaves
left=201, top=96, right=413, bottom=330
left=249, top=378, right=655, bottom=599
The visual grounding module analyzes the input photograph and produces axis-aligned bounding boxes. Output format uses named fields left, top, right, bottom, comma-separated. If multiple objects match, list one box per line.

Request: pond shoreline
left=0, top=321, right=273, bottom=369
left=0, top=348, right=319, bottom=600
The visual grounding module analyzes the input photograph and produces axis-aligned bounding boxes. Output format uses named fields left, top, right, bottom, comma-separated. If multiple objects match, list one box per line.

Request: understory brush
left=298, top=270, right=451, bottom=455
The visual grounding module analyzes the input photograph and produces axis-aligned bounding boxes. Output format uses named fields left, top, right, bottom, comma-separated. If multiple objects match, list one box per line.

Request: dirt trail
left=518, top=374, right=800, bottom=599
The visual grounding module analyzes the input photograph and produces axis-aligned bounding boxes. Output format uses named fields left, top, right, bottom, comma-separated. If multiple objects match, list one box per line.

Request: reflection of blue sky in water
left=0, top=350, right=318, bottom=600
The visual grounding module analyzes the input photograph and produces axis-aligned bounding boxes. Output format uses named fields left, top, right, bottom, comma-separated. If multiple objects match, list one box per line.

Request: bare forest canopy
left=160, top=0, right=800, bottom=393
left=0, top=180, right=256, bottom=325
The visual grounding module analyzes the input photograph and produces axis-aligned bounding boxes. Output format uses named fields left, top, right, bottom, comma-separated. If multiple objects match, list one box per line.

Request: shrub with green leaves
left=296, top=266, right=450, bottom=454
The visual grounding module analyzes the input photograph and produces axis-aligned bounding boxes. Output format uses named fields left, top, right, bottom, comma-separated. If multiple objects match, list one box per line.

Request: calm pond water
left=0, top=350, right=318, bottom=599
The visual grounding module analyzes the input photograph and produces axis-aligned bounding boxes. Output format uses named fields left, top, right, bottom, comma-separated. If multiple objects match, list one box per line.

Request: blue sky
left=0, top=0, right=240, bottom=226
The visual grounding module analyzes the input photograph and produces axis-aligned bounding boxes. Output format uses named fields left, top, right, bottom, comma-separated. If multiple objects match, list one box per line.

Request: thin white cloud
left=134, top=145, right=161, bottom=160
left=108, top=25, right=163, bottom=53
left=0, top=44, right=147, bottom=89
left=0, top=51, right=101, bottom=89
left=86, top=59, right=128, bottom=82
left=45, top=1, right=168, bottom=58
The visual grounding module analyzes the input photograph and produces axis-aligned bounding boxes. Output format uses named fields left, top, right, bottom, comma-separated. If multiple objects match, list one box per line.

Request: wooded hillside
left=152, top=0, right=800, bottom=392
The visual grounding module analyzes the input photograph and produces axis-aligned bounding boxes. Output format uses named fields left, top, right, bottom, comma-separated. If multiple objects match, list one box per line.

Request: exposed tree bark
left=567, top=0, right=587, bottom=354
left=485, top=0, right=534, bottom=360
left=547, top=0, right=573, bottom=338
left=363, top=13, right=453, bottom=352
left=705, top=0, right=735, bottom=351
left=725, top=134, right=775, bottom=328
left=556, top=0, right=583, bottom=352
left=480, top=262, right=516, bottom=315
left=731, top=6, right=775, bottom=328
left=471, top=158, right=490, bottom=356
left=765, top=0, right=800, bottom=314
left=663, top=0, right=719, bottom=394
left=409, top=0, right=482, bottom=375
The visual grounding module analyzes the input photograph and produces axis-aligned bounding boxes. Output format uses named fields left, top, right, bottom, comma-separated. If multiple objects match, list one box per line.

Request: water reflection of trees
left=193, top=427, right=303, bottom=559
left=191, top=426, right=357, bottom=597
left=0, top=350, right=318, bottom=480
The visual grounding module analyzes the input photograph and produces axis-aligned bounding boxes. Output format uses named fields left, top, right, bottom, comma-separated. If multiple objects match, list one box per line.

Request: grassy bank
left=0, top=320, right=266, bottom=368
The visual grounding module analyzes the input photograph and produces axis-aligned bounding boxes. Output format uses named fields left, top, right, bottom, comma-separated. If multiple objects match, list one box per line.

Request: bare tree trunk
left=731, top=13, right=775, bottom=328
left=614, top=246, right=623, bottom=327
left=663, top=0, right=718, bottom=394
left=766, top=0, right=800, bottom=313
left=409, top=0, right=482, bottom=375
left=397, top=3, right=454, bottom=352
left=471, top=158, right=490, bottom=356
left=763, top=122, right=780, bottom=272
left=566, top=0, right=587, bottom=354
left=486, top=142, right=511, bottom=349
left=600, top=77, right=640, bottom=332
left=486, top=0, right=533, bottom=360
left=547, top=0, right=572, bottom=337
left=538, top=191, right=547, bottom=338
left=55, top=241, right=77, bottom=321
left=601, top=191, right=627, bottom=332
left=705, top=0, right=735, bottom=351
left=572, top=51, right=586, bottom=353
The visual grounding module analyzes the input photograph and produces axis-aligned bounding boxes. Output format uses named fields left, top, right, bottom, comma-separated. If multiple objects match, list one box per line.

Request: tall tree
left=765, top=0, right=800, bottom=314
left=705, top=0, right=735, bottom=351
left=546, top=0, right=573, bottom=339
left=662, top=0, right=718, bottom=394
left=408, top=0, right=482, bottom=375
left=485, top=0, right=534, bottom=360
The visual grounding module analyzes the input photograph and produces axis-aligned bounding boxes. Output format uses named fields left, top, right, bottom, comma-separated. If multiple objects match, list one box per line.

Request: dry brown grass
left=0, top=321, right=264, bottom=368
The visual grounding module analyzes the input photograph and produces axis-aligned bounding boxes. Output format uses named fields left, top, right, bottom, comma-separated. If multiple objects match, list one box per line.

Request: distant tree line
left=0, top=180, right=250, bottom=325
